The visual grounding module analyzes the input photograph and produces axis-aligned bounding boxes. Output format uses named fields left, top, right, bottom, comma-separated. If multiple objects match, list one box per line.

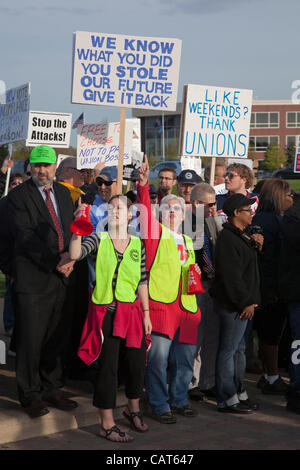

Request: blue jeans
left=288, top=302, right=300, bottom=390
left=145, top=330, right=196, bottom=415
left=215, top=306, right=248, bottom=407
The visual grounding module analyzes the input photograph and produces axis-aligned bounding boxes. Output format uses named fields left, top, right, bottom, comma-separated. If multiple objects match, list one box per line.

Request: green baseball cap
left=29, top=145, right=57, bottom=164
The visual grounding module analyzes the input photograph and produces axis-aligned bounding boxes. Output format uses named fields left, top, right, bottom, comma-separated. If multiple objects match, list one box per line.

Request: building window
left=250, top=112, right=279, bottom=128
left=286, top=135, right=297, bottom=147
left=286, top=112, right=300, bottom=128
left=144, top=114, right=181, bottom=158
left=249, top=135, right=279, bottom=152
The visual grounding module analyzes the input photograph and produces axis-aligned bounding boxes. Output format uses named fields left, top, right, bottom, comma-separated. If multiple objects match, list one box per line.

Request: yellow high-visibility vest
left=148, top=225, right=198, bottom=313
left=92, top=232, right=142, bottom=305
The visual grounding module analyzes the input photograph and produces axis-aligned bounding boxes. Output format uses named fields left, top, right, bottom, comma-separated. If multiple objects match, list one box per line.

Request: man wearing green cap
left=8, top=145, right=78, bottom=418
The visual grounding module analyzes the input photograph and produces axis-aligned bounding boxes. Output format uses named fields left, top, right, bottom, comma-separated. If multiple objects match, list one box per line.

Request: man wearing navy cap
left=177, top=170, right=201, bottom=209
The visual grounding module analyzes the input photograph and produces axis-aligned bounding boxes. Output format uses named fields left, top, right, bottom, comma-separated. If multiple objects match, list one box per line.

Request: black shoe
left=23, top=400, right=50, bottom=419
left=171, top=404, right=197, bottom=417
left=218, top=403, right=253, bottom=414
left=239, top=398, right=260, bottom=410
left=43, top=393, right=78, bottom=411
left=256, top=375, right=267, bottom=389
left=286, top=400, right=300, bottom=414
left=200, top=387, right=216, bottom=399
left=151, top=411, right=177, bottom=424
left=188, top=387, right=205, bottom=401
left=262, top=376, right=288, bottom=395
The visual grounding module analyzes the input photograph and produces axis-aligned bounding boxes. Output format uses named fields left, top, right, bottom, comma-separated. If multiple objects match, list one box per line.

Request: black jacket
left=7, top=178, right=74, bottom=293
left=210, top=222, right=261, bottom=312
left=0, top=170, right=7, bottom=198
left=278, top=201, right=300, bottom=302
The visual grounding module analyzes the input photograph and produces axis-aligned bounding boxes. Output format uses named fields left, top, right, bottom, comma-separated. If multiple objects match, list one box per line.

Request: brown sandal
left=123, top=409, right=149, bottom=433
left=99, top=425, right=134, bottom=442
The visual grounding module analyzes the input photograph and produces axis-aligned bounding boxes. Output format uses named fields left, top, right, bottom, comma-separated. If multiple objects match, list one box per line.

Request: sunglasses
left=97, top=179, right=114, bottom=187
left=225, top=172, right=239, bottom=179
left=197, top=201, right=216, bottom=207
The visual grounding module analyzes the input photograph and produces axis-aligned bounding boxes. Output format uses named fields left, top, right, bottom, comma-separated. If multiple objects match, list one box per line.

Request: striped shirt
left=78, top=232, right=147, bottom=289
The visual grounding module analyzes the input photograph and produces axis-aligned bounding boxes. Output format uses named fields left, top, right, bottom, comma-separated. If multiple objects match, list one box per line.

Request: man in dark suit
left=8, top=145, right=78, bottom=418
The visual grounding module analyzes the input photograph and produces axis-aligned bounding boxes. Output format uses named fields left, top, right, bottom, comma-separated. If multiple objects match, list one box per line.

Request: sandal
left=99, top=425, right=134, bottom=442
left=123, top=408, right=149, bottom=433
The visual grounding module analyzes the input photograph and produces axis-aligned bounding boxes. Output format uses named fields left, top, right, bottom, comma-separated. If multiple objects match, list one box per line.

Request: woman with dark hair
left=253, top=178, right=294, bottom=394
left=69, top=194, right=151, bottom=443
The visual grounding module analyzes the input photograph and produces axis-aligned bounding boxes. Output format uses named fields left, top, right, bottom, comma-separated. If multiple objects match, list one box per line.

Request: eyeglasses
left=150, top=194, right=158, bottom=199
left=225, top=172, right=239, bottom=180
left=159, top=176, right=175, bottom=181
left=238, top=208, right=252, bottom=213
left=197, top=201, right=216, bottom=207
left=97, top=179, right=114, bottom=187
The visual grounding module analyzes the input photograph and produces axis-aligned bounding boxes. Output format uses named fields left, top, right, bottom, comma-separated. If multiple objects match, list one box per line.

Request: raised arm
left=136, top=155, right=161, bottom=270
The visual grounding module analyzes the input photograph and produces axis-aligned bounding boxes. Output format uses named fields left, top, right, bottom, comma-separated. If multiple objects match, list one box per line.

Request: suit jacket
left=8, top=178, right=74, bottom=294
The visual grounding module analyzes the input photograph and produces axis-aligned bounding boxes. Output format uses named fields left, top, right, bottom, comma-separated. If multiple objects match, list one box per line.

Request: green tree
left=262, top=143, right=287, bottom=173
left=285, top=142, right=296, bottom=168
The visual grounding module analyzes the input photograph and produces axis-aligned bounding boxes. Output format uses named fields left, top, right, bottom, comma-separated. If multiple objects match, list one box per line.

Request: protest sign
left=26, top=111, right=72, bottom=148
left=77, top=120, right=134, bottom=169
left=228, top=158, right=253, bottom=169
left=71, top=31, right=182, bottom=111
left=180, top=155, right=202, bottom=177
left=126, top=118, right=141, bottom=152
left=213, top=183, right=227, bottom=195
left=180, top=84, right=253, bottom=159
left=0, top=83, right=30, bottom=146
left=294, top=136, right=300, bottom=173
left=123, top=150, right=144, bottom=181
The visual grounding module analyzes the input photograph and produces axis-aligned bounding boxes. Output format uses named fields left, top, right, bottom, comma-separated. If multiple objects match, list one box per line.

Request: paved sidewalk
left=1, top=298, right=300, bottom=450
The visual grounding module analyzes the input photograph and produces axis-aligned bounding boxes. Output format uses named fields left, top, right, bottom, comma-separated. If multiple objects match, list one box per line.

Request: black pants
left=256, top=301, right=288, bottom=346
left=93, top=308, right=146, bottom=409
left=15, top=275, right=67, bottom=406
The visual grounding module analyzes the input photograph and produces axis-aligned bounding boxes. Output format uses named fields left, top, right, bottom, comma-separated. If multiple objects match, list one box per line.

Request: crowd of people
left=0, top=144, right=300, bottom=443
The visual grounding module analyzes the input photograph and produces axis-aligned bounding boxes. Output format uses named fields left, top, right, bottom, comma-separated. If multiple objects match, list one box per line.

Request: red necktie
left=44, top=188, right=64, bottom=253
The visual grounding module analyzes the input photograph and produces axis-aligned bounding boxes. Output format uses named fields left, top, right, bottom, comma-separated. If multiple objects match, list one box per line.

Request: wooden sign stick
left=117, top=107, right=126, bottom=194
left=209, top=156, right=216, bottom=187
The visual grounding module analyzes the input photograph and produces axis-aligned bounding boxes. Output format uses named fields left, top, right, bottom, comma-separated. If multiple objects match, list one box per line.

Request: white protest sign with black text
left=71, top=31, right=181, bottom=111
left=180, top=84, right=253, bottom=158
left=77, top=120, right=134, bottom=169
left=0, top=83, right=30, bottom=146
left=26, top=111, right=72, bottom=148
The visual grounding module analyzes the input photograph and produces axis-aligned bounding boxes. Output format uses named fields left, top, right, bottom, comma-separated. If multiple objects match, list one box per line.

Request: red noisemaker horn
left=187, top=264, right=205, bottom=295
left=70, top=204, right=93, bottom=236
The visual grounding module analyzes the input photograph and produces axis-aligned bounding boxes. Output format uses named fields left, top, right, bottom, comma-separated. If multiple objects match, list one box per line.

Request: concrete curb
left=0, top=393, right=128, bottom=445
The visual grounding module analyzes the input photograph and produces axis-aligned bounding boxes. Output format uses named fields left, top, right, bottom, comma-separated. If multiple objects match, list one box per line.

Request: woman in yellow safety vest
left=69, top=194, right=151, bottom=443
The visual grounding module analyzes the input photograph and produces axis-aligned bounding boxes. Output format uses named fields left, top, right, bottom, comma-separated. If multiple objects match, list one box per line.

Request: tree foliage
left=262, top=143, right=287, bottom=172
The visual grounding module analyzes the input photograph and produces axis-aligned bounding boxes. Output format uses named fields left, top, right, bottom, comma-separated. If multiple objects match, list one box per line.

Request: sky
left=1, top=0, right=300, bottom=145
